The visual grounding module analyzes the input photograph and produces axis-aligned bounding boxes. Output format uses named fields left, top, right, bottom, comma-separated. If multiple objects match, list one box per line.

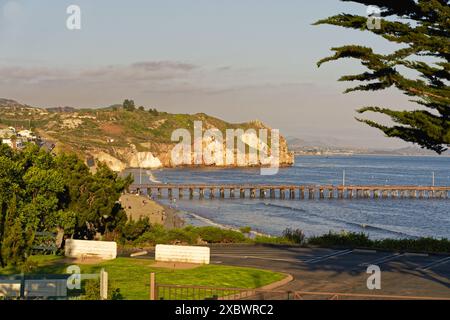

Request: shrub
left=165, top=228, right=198, bottom=245
left=308, top=231, right=372, bottom=248
left=254, top=236, right=294, bottom=245
left=135, top=224, right=168, bottom=245
left=19, top=258, right=38, bottom=273
left=373, top=237, right=450, bottom=253
left=82, top=280, right=123, bottom=300
left=282, top=228, right=306, bottom=245
left=195, top=227, right=247, bottom=244
left=307, top=232, right=450, bottom=253
left=121, top=218, right=152, bottom=241
left=239, top=226, right=252, bottom=234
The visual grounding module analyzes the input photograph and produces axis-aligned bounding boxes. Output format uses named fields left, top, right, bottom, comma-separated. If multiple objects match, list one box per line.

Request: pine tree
left=315, top=0, right=450, bottom=153
left=123, top=99, right=136, bottom=111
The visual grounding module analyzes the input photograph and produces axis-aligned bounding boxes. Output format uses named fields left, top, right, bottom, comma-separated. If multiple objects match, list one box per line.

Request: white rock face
left=89, top=129, right=293, bottom=171
left=240, top=132, right=269, bottom=154
left=94, top=151, right=127, bottom=172
left=202, top=135, right=225, bottom=166
left=171, top=133, right=272, bottom=167
left=129, top=152, right=163, bottom=169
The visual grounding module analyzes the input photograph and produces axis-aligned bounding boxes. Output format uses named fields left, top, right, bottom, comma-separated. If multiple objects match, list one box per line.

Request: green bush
left=254, top=235, right=295, bottom=245
left=132, top=226, right=247, bottom=245
left=121, top=218, right=152, bottom=241
left=82, top=279, right=123, bottom=300
left=19, top=258, right=39, bottom=273
left=239, top=226, right=252, bottom=234
left=194, top=227, right=247, bottom=244
left=166, top=228, right=198, bottom=244
left=121, top=219, right=450, bottom=253
left=308, top=231, right=372, bottom=247
left=307, top=232, right=450, bottom=253
left=373, top=237, right=450, bottom=253
left=282, top=228, right=306, bottom=245
left=136, top=224, right=167, bottom=245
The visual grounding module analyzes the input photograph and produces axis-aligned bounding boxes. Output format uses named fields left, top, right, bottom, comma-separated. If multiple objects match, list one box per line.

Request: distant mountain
left=367, top=146, right=449, bottom=156
left=0, top=98, right=30, bottom=109
left=286, top=136, right=348, bottom=149
left=287, top=136, right=449, bottom=156
left=46, top=106, right=77, bottom=113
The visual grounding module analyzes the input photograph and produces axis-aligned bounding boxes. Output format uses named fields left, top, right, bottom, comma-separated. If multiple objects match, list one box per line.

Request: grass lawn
left=0, top=256, right=285, bottom=300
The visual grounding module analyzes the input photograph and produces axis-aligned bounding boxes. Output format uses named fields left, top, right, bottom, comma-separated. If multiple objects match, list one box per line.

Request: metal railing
left=153, top=283, right=450, bottom=301
left=154, top=284, right=293, bottom=300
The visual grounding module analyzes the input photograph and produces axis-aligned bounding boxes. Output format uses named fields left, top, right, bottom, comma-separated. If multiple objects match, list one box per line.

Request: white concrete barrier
left=155, top=245, right=210, bottom=264
left=65, top=239, right=117, bottom=260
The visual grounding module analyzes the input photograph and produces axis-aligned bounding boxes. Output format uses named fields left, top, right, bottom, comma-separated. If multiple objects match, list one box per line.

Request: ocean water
left=126, top=156, right=450, bottom=240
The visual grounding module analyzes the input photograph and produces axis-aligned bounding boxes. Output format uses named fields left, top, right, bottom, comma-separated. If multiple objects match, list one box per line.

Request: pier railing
left=128, top=184, right=450, bottom=200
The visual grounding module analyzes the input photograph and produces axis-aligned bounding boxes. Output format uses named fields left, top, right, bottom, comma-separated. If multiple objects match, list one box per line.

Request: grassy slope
left=0, top=104, right=267, bottom=159
left=0, top=256, right=285, bottom=300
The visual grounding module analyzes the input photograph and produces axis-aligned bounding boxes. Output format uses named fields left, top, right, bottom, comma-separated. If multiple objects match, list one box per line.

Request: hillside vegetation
left=0, top=99, right=294, bottom=170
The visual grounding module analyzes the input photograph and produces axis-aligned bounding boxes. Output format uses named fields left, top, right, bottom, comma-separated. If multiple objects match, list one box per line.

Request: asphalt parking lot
left=137, top=244, right=450, bottom=299
left=208, top=244, right=450, bottom=299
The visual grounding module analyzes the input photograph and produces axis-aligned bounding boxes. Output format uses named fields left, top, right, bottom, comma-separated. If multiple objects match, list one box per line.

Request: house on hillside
left=2, top=137, right=27, bottom=149
left=18, top=129, right=36, bottom=139
left=0, top=128, right=15, bottom=139
left=1, top=138, right=13, bottom=148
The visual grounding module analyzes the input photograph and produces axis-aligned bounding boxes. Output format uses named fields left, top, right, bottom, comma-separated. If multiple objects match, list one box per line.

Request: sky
left=0, top=0, right=420, bottom=148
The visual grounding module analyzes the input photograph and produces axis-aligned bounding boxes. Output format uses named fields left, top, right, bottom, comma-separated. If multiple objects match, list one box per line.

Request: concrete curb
left=259, top=273, right=294, bottom=291
left=219, top=273, right=294, bottom=300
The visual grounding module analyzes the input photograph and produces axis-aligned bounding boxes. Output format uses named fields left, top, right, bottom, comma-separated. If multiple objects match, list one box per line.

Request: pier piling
left=130, top=184, right=450, bottom=202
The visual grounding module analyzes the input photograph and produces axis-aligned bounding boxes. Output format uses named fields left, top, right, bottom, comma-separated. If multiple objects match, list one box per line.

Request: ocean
left=126, top=155, right=450, bottom=240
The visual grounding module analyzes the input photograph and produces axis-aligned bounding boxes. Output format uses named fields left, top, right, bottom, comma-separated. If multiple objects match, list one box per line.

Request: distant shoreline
left=294, top=153, right=450, bottom=158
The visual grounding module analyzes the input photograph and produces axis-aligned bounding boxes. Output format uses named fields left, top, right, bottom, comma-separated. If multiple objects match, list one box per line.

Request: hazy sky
left=0, top=0, right=419, bottom=148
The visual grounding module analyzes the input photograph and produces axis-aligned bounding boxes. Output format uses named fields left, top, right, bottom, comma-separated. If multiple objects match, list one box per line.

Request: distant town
left=0, top=126, right=55, bottom=152
left=287, top=137, right=449, bottom=157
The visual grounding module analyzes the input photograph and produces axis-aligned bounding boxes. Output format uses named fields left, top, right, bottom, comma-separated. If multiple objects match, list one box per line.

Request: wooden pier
left=128, top=184, right=450, bottom=200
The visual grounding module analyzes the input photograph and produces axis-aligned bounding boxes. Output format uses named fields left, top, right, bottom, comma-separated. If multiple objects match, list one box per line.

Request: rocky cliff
left=0, top=99, right=294, bottom=171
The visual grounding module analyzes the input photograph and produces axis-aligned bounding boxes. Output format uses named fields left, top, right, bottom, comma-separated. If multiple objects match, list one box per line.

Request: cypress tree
left=315, top=0, right=449, bottom=153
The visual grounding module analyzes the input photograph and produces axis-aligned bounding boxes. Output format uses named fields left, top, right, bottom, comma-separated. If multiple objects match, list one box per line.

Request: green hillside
left=0, top=99, right=293, bottom=168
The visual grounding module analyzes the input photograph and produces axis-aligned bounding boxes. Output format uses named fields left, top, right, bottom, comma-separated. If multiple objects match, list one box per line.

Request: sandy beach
left=120, top=194, right=184, bottom=229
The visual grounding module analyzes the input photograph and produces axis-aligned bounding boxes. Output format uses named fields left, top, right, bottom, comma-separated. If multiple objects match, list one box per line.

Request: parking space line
left=359, top=253, right=404, bottom=267
left=417, top=256, right=450, bottom=271
left=404, top=252, right=429, bottom=257
left=211, top=251, right=299, bottom=255
left=306, top=249, right=353, bottom=264
left=353, top=249, right=377, bottom=254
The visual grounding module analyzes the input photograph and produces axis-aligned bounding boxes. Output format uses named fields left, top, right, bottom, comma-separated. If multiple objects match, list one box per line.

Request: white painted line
left=418, top=256, right=450, bottom=271
left=306, top=249, right=353, bottom=264
left=212, top=250, right=308, bottom=255
left=354, top=249, right=377, bottom=254
left=359, top=253, right=404, bottom=267
left=404, top=252, right=429, bottom=257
